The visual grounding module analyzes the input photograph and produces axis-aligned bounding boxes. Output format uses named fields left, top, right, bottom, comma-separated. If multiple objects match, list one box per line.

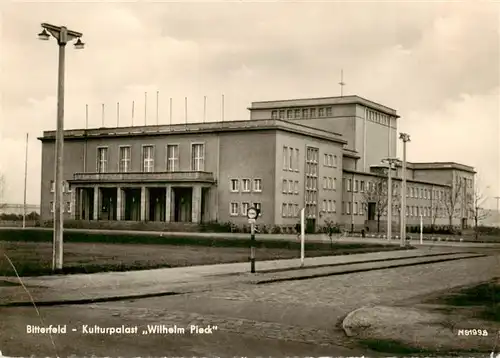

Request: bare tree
left=470, top=185, right=489, bottom=240
left=430, top=191, right=444, bottom=230
left=443, top=178, right=463, bottom=230
left=361, top=175, right=399, bottom=232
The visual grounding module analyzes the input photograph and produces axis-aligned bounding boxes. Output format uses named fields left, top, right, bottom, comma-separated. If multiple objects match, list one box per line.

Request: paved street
left=1, top=254, right=498, bottom=356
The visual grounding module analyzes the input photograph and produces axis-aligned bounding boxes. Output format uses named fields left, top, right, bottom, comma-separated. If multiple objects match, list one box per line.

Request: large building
left=38, top=95, right=476, bottom=232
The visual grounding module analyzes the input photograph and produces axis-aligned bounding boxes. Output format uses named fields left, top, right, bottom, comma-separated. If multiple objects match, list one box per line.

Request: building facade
left=38, top=95, right=476, bottom=231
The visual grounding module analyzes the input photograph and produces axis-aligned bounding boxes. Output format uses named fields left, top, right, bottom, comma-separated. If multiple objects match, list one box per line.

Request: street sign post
left=247, top=207, right=259, bottom=273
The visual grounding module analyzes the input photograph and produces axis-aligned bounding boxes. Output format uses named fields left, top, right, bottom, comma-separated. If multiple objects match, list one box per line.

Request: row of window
left=50, top=181, right=72, bottom=193
left=229, top=202, right=262, bottom=216
left=49, top=201, right=72, bottom=213
left=323, top=153, right=338, bottom=168
left=272, top=106, right=333, bottom=120
left=322, top=177, right=337, bottom=191
left=281, top=203, right=301, bottom=218
left=283, top=146, right=300, bottom=172
left=344, top=177, right=451, bottom=202
left=229, top=178, right=263, bottom=193
left=96, top=143, right=205, bottom=173
left=322, top=200, right=337, bottom=214
left=282, top=180, right=300, bottom=195
left=342, top=201, right=365, bottom=215
left=366, top=109, right=391, bottom=126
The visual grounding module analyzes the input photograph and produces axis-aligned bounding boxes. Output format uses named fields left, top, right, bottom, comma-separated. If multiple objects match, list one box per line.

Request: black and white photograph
left=0, top=1, right=499, bottom=357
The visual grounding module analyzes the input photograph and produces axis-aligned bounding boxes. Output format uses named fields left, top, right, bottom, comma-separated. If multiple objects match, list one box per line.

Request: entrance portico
left=72, top=183, right=210, bottom=224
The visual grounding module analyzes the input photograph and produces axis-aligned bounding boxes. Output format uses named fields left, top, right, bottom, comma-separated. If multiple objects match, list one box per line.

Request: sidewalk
left=0, top=249, right=483, bottom=306
left=1, top=226, right=498, bottom=247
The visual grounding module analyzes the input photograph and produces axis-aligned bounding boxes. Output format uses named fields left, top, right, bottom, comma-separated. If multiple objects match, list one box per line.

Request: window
left=347, top=179, right=352, bottom=192
left=294, top=204, right=299, bottom=217
left=289, top=148, right=293, bottom=170
left=253, top=179, right=262, bottom=192
left=65, top=201, right=71, bottom=213
left=294, top=181, right=299, bottom=194
left=241, top=202, right=249, bottom=216
left=406, top=206, right=409, bottom=216
left=354, top=202, right=358, bottom=215
left=166, top=144, right=179, bottom=172
left=119, top=146, right=131, bottom=173
left=287, top=203, right=293, bottom=217
left=97, top=147, right=108, bottom=173
left=342, top=201, right=345, bottom=215
left=326, top=107, right=332, bottom=116
left=50, top=201, right=54, bottom=213
left=420, top=188, right=424, bottom=198
left=327, top=177, right=332, bottom=190
left=323, top=154, right=327, bottom=166
left=302, top=109, right=309, bottom=118
left=354, top=180, right=359, bottom=192
left=310, top=108, right=316, bottom=118
left=279, top=110, right=285, bottom=119
left=358, top=202, right=363, bottom=215
left=333, top=200, right=337, bottom=213
left=288, top=180, right=293, bottom=193
left=360, top=181, right=365, bottom=193
left=319, top=108, right=325, bottom=117
left=323, top=200, right=327, bottom=212
left=191, top=143, right=205, bottom=171
left=230, top=203, right=239, bottom=216
left=283, top=146, right=288, bottom=170
left=282, top=179, right=287, bottom=193
left=253, top=202, right=262, bottom=215
left=242, top=179, right=250, bottom=192
left=282, top=203, right=288, bottom=217
left=333, top=178, right=337, bottom=190
left=142, top=145, right=154, bottom=172
left=295, top=149, right=299, bottom=171
left=333, top=155, right=338, bottom=167
left=50, top=180, right=55, bottom=192
left=230, top=179, right=239, bottom=192
left=294, top=109, right=300, bottom=118
left=64, top=181, right=72, bottom=193
left=323, top=177, right=327, bottom=189
left=271, top=110, right=278, bottom=119
left=287, top=110, right=293, bottom=119
left=346, top=201, right=351, bottom=214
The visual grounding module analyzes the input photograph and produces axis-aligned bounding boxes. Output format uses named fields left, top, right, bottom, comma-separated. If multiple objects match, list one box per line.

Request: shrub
left=270, top=225, right=282, bottom=234
left=259, top=225, right=269, bottom=234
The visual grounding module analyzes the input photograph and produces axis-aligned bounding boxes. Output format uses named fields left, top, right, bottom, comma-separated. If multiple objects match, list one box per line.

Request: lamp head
left=74, top=38, right=85, bottom=49
left=38, top=29, right=50, bottom=41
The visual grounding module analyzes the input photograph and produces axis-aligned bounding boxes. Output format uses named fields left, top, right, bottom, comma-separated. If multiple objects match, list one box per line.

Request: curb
left=0, top=290, right=190, bottom=308
left=252, top=251, right=471, bottom=274
left=253, top=254, right=486, bottom=284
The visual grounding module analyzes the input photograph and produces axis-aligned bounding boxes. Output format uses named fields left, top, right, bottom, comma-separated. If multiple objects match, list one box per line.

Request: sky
left=0, top=1, right=499, bottom=208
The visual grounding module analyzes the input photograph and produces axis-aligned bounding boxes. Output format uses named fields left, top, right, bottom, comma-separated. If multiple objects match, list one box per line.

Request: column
left=140, top=186, right=147, bottom=221
left=191, top=185, right=202, bottom=224
left=116, top=187, right=122, bottom=221
left=70, top=188, right=77, bottom=220
left=93, top=186, right=99, bottom=220
left=165, top=185, right=172, bottom=223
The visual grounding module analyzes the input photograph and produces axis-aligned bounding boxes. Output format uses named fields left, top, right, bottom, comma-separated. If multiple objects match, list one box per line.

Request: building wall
left=275, top=131, right=343, bottom=227
left=40, top=140, right=85, bottom=220
left=218, top=131, right=276, bottom=225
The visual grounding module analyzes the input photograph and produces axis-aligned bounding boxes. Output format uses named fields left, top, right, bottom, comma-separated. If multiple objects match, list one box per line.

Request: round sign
left=247, top=207, right=257, bottom=219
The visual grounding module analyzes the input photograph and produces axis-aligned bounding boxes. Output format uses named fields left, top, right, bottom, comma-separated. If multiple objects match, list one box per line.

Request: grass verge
left=0, top=229, right=407, bottom=277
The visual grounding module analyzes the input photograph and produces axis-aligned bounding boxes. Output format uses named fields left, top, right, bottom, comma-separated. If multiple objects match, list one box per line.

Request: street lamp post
left=399, top=133, right=411, bottom=247
left=38, top=23, right=84, bottom=271
left=382, top=158, right=400, bottom=242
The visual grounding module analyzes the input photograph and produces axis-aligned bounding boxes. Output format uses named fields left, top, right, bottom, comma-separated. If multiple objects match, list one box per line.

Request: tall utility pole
left=399, top=133, right=411, bottom=247
left=38, top=23, right=85, bottom=271
left=382, top=158, right=400, bottom=241
left=23, top=133, right=29, bottom=229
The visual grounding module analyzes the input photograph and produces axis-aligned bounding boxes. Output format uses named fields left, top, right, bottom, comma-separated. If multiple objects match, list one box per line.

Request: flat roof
left=249, top=95, right=398, bottom=117
left=38, top=119, right=348, bottom=146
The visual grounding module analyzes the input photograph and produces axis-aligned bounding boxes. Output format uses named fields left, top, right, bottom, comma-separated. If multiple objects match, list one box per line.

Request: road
left=1, top=253, right=498, bottom=357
